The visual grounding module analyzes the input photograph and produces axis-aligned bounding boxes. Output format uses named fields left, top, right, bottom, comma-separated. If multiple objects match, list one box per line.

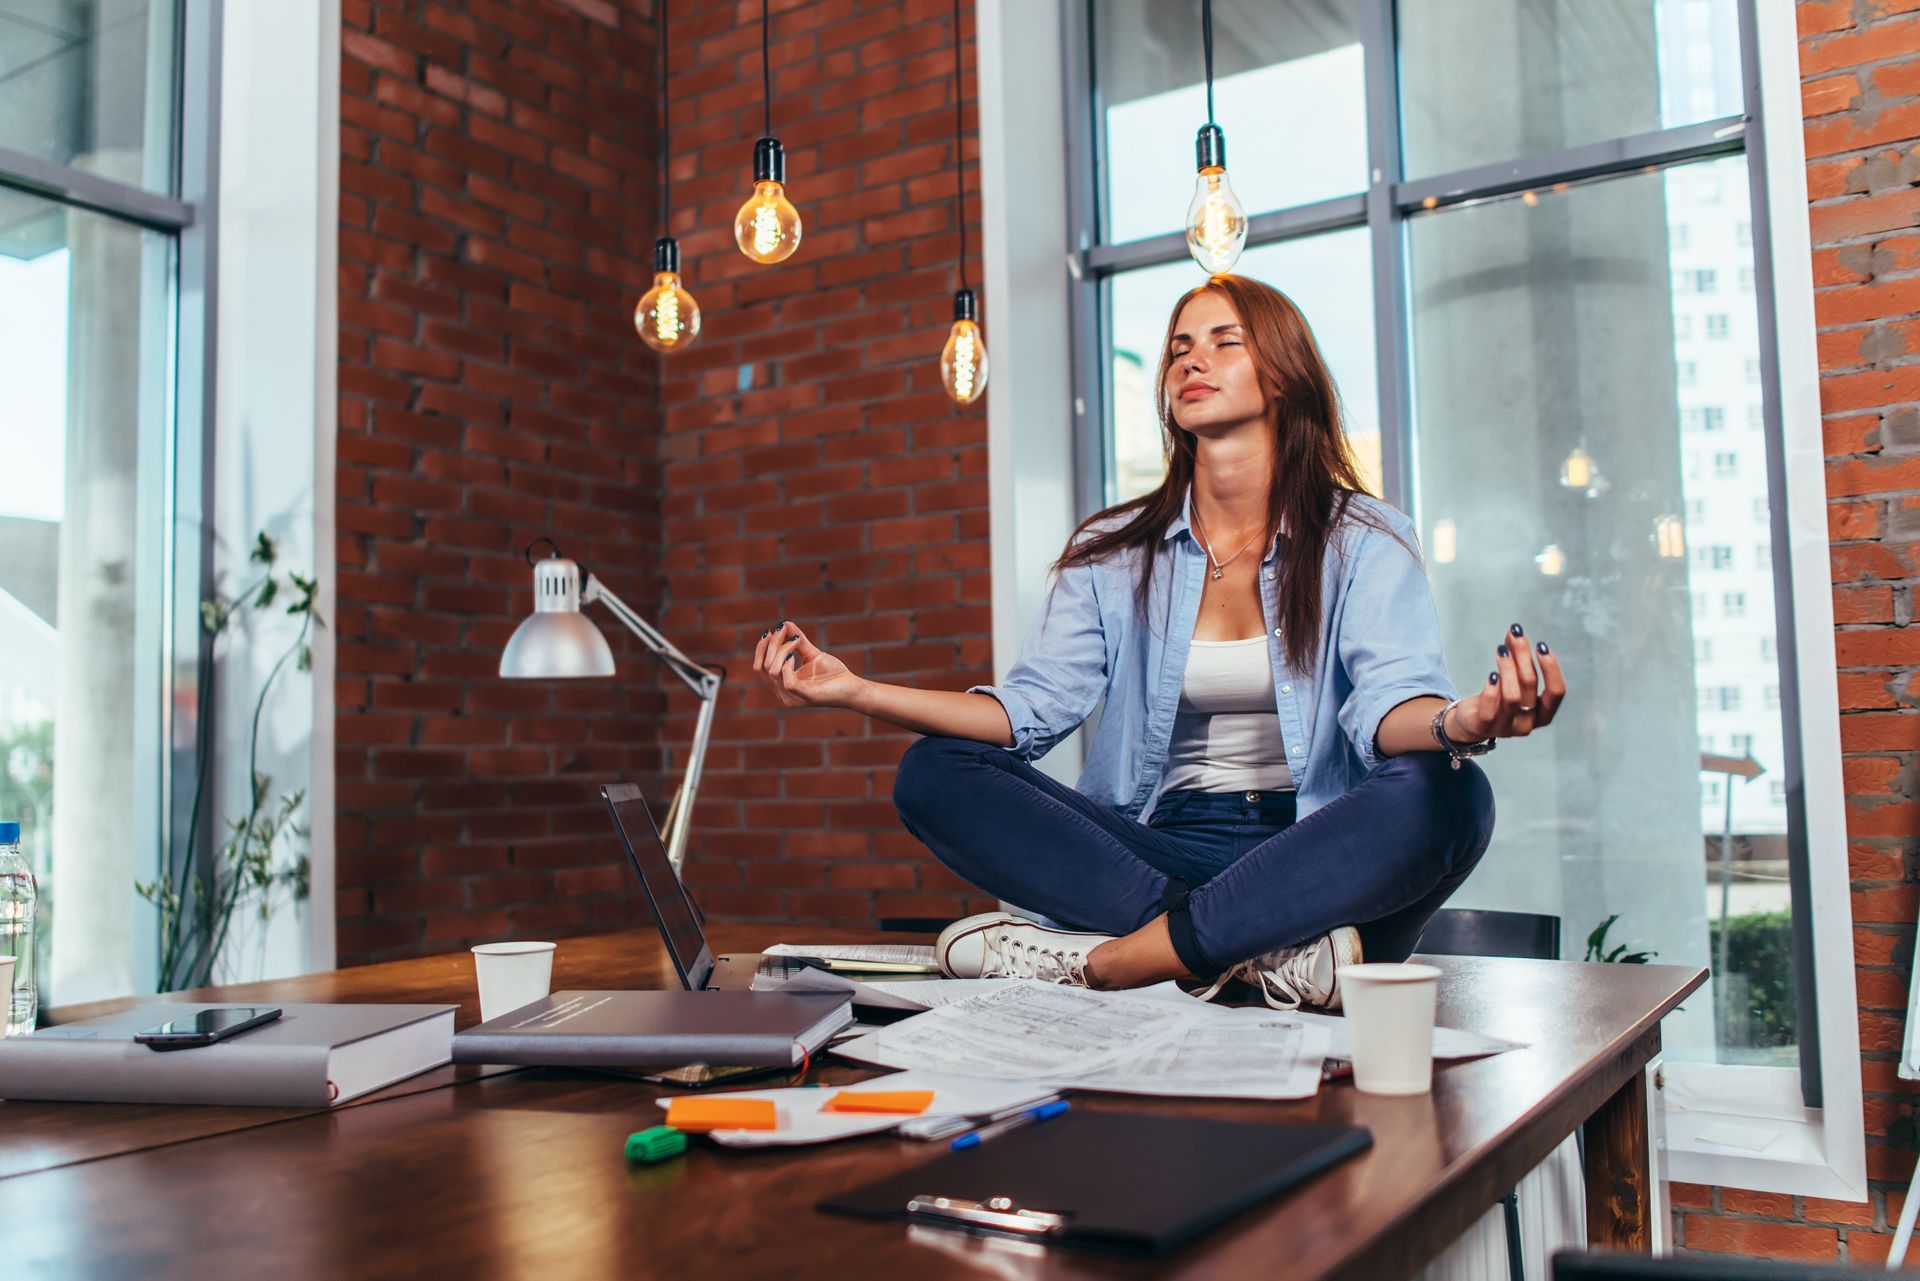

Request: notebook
left=450, top=989, right=853, bottom=1069
left=0, top=1003, right=455, bottom=1107
left=819, top=1111, right=1371, bottom=1255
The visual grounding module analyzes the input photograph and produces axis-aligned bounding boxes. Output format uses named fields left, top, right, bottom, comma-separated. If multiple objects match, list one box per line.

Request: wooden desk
left=3, top=927, right=1703, bottom=1280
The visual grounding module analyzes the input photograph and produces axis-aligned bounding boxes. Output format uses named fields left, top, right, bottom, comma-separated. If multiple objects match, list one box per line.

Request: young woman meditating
left=749, top=274, right=1566, bottom=1010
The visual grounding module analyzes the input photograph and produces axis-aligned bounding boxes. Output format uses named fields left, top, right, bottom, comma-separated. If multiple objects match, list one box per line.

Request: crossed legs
left=891, top=736, right=1496, bottom=985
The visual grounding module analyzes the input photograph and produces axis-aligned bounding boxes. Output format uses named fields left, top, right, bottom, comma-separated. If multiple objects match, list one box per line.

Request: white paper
left=762, top=943, right=938, bottom=969
left=1287, top=1008, right=1525, bottom=1061
left=839, top=981, right=1193, bottom=1079
left=1055, top=1010, right=1331, bottom=1099
left=864, top=978, right=1024, bottom=1009
left=653, top=1070, right=1059, bottom=1148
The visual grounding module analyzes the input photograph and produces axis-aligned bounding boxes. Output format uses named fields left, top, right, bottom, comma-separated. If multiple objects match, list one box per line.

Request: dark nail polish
left=1536, top=640, right=1549, bottom=655
left=1497, top=644, right=1508, bottom=658
left=1510, top=623, right=1523, bottom=636
left=1489, top=672, right=1498, bottom=684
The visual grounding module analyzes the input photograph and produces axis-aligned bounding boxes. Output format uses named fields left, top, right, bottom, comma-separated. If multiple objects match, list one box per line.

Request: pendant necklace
left=1191, top=509, right=1260, bottom=582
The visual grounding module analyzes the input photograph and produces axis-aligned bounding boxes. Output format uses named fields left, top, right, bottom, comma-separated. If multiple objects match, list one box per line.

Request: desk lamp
left=498, top=539, right=720, bottom=870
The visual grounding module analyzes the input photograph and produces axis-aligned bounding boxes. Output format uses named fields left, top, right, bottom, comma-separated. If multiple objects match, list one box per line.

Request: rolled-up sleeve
left=967, top=553, right=1108, bottom=761
left=1336, top=523, right=1457, bottom=769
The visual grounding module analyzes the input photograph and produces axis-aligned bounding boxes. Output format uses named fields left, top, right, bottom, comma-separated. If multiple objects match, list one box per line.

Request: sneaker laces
left=1190, top=944, right=1325, bottom=1011
left=981, top=930, right=1092, bottom=985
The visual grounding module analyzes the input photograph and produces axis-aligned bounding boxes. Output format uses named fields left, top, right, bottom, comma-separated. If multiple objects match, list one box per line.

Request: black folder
left=818, top=1111, right=1371, bottom=1256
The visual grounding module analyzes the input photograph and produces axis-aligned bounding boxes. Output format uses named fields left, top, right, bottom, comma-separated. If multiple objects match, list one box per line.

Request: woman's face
left=1164, top=290, right=1266, bottom=435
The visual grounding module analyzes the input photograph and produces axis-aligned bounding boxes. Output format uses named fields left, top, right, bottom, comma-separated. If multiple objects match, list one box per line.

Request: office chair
left=1417, top=908, right=1562, bottom=966
left=1553, top=1249, right=1887, bottom=1280
left=1418, top=908, right=1565, bottom=1281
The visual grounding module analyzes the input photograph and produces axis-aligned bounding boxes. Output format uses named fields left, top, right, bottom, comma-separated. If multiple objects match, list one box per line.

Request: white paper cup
left=1341, top=961, right=1441, bottom=1096
left=471, top=942, right=556, bottom=1022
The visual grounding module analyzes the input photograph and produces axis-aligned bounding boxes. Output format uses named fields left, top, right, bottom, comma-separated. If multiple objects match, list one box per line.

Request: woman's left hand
left=1446, top=623, right=1566, bottom=742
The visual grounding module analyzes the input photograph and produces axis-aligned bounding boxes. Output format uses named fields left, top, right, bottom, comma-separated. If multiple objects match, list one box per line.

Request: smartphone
left=134, top=1006, right=282, bottom=1051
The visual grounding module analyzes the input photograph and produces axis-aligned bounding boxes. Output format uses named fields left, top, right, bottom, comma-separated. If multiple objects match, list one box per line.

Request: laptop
left=601, top=782, right=806, bottom=993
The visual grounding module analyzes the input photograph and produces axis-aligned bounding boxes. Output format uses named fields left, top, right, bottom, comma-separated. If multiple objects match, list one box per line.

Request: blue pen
left=949, top=1100, right=1070, bottom=1151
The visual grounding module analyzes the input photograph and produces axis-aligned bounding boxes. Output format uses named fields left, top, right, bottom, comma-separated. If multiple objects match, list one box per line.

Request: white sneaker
left=934, top=912, right=1116, bottom=985
left=1194, top=926, right=1363, bottom=1010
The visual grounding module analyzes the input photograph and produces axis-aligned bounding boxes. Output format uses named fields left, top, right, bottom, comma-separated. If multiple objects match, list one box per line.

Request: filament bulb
left=635, top=271, right=700, bottom=351
left=1186, top=166, right=1247, bottom=275
left=735, top=180, right=802, bottom=264
left=940, top=289, right=988, bottom=405
left=1186, top=127, right=1246, bottom=275
left=635, top=239, right=700, bottom=353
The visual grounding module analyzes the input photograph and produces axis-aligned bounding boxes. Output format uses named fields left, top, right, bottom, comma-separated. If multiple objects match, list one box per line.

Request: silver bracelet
left=1430, top=698, right=1495, bottom=770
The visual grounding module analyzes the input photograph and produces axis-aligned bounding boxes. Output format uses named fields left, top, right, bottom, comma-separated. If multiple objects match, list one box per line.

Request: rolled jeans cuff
left=1159, top=876, right=1217, bottom=977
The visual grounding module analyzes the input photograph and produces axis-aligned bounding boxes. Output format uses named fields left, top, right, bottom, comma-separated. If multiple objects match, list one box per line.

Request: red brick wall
left=334, top=0, right=668, bottom=963
left=1668, top=2, right=1920, bottom=1263
left=653, top=0, right=999, bottom=927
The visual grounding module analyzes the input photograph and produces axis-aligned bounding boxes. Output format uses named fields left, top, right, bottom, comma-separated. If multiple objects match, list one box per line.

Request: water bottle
left=0, top=821, right=37, bottom=1035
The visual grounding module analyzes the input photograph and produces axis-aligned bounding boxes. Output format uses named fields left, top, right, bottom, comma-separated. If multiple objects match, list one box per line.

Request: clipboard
left=817, top=1112, right=1371, bottom=1256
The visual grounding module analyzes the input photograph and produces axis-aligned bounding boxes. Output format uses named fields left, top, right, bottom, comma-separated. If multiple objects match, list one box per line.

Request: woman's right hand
left=755, top=621, right=865, bottom=710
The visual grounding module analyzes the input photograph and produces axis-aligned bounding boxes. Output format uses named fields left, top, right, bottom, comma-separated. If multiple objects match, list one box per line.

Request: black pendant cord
left=1202, top=0, right=1215, bottom=127
left=762, top=0, right=772, bottom=140
left=952, top=0, right=967, bottom=292
left=659, top=0, right=669, bottom=233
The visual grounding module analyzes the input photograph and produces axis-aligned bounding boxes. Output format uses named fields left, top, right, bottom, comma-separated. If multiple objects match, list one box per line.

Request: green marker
left=625, top=1125, right=687, bottom=1164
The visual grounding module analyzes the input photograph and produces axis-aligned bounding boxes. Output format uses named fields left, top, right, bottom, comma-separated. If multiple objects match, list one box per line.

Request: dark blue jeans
left=892, top=736, right=1496, bottom=976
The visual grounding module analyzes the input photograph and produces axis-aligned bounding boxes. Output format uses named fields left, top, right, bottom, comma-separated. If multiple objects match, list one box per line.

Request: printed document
left=1059, top=1009, right=1330, bottom=1099
left=839, top=981, right=1193, bottom=1078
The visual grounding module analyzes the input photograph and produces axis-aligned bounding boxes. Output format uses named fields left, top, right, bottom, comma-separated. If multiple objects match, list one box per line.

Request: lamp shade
left=499, top=555, right=615, bottom=679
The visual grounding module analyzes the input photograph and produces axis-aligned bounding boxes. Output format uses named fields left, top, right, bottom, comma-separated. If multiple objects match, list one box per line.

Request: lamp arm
left=581, top=572, right=720, bottom=872
left=581, top=574, right=721, bottom=700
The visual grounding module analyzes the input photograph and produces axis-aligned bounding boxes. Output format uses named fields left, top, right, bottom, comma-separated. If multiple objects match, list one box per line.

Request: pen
left=949, top=1100, right=1070, bottom=1151
left=900, top=1093, right=1064, bottom=1141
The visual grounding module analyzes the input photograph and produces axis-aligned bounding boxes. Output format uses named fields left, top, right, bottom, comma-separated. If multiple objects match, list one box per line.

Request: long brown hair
left=1054, top=274, right=1409, bottom=673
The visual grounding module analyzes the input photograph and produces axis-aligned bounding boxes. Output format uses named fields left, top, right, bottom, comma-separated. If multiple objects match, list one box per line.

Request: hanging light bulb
left=734, top=138, right=802, bottom=264
left=634, top=2, right=698, bottom=353
left=937, top=0, right=986, bottom=406
left=635, top=237, right=701, bottom=352
left=1430, top=518, right=1457, bottom=564
left=941, top=289, right=988, bottom=404
left=1654, top=514, right=1687, bottom=559
left=1183, top=0, right=1244, bottom=275
left=1535, top=544, right=1566, bottom=576
left=734, top=2, right=801, bottom=265
left=1187, top=123, right=1247, bottom=275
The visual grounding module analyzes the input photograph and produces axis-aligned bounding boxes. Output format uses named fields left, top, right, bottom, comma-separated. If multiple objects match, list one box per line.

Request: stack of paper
left=828, top=980, right=1524, bottom=1102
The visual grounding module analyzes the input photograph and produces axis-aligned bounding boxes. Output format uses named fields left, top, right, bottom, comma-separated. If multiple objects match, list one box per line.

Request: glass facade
left=0, top=1, right=185, bottom=1003
left=1077, top=0, right=1798, bottom=1071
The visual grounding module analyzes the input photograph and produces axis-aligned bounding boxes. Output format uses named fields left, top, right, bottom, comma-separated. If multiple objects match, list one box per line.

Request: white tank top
left=1159, top=637, right=1295, bottom=794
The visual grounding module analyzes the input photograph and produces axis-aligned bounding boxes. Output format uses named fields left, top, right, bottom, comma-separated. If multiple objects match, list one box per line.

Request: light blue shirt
left=969, top=488, right=1458, bottom=823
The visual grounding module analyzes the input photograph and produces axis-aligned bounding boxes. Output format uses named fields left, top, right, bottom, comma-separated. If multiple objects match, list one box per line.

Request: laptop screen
left=601, top=783, right=712, bottom=990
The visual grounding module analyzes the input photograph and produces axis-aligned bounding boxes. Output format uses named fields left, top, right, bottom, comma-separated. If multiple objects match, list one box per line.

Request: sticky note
left=664, top=1097, right=779, bottom=1132
left=822, top=1090, right=936, bottom=1116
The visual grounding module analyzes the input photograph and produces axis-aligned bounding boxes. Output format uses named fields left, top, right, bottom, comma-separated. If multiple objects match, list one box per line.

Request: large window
left=1072, top=1, right=1817, bottom=1091
left=0, top=0, right=199, bottom=1003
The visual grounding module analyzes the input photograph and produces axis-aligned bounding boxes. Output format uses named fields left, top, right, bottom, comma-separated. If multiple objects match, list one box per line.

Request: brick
left=1680, top=1215, right=1837, bottom=1259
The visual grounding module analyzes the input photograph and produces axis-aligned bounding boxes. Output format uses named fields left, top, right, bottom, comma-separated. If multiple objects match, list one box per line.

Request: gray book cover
left=0, top=1003, right=455, bottom=1107
left=452, top=990, right=854, bottom=1068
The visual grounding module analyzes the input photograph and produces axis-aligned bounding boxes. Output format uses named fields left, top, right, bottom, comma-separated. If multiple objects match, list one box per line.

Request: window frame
left=1052, top=0, right=1863, bottom=1199
left=0, top=0, right=219, bottom=997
